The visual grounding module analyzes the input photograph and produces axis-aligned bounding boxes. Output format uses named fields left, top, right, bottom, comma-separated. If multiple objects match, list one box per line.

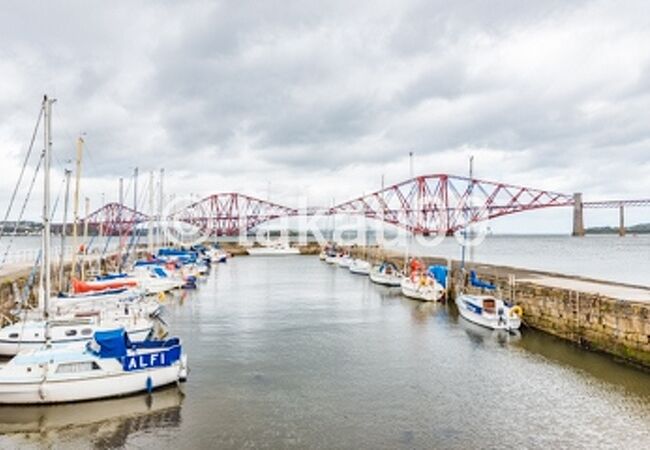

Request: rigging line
left=121, top=176, right=152, bottom=267
left=0, top=103, right=44, bottom=245
left=17, top=173, right=68, bottom=312
left=0, top=150, right=45, bottom=267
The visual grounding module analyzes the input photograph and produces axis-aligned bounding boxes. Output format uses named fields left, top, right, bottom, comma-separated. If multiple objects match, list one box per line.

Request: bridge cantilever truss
left=332, top=174, right=574, bottom=235
left=172, top=193, right=299, bottom=236
left=84, top=202, right=149, bottom=236
left=80, top=174, right=650, bottom=237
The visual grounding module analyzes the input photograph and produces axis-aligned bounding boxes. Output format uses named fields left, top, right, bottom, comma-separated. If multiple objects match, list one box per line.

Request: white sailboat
left=336, top=254, right=352, bottom=268
left=348, top=258, right=371, bottom=275
left=453, top=157, right=522, bottom=331
left=247, top=242, right=300, bottom=256
left=400, top=275, right=444, bottom=302
left=455, top=268, right=522, bottom=331
left=0, top=96, right=188, bottom=404
left=0, top=328, right=187, bottom=404
left=369, top=262, right=402, bottom=287
left=455, top=291, right=522, bottom=331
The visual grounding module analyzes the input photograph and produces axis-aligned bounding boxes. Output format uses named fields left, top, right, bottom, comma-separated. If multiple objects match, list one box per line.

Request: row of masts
left=40, top=96, right=167, bottom=300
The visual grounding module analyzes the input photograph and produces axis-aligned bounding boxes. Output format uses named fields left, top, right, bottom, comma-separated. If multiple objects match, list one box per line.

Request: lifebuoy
left=509, top=305, right=523, bottom=317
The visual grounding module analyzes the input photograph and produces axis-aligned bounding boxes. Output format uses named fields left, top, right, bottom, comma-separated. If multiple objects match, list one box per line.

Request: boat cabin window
left=56, top=361, right=101, bottom=373
left=65, top=329, right=77, bottom=337
left=81, top=328, right=93, bottom=336
left=8, top=333, right=19, bottom=339
left=483, top=298, right=496, bottom=314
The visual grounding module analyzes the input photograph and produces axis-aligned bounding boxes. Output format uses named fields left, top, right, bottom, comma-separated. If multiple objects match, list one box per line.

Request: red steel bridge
left=84, top=174, right=650, bottom=237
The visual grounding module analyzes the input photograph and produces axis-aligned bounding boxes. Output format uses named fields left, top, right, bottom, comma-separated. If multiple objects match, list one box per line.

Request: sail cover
left=93, top=329, right=129, bottom=358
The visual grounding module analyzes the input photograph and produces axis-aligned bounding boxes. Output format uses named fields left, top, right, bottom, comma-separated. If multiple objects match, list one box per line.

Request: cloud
left=0, top=0, right=648, bottom=232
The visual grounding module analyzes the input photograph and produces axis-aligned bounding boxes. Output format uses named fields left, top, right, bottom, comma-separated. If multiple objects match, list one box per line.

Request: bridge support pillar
left=572, top=193, right=584, bottom=237
left=619, top=204, right=625, bottom=237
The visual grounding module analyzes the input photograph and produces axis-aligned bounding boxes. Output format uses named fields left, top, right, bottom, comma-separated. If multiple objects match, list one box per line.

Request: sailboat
left=348, top=234, right=371, bottom=275
left=246, top=241, right=300, bottom=256
left=336, top=252, right=352, bottom=268
left=369, top=261, right=402, bottom=287
left=400, top=259, right=444, bottom=302
left=348, top=258, right=371, bottom=275
left=0, top=328, right=188, bottom=404
left=455, top=271, right=522, bottom=331
left=453, top=156, right=522, bottom=331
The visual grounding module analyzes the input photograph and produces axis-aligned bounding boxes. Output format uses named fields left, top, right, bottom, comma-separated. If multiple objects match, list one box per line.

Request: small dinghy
left=0, top=328, right=187, bottom=404
left=455, top=271, right=522, bottom=331
left=369, top=262, right=402, bottom=287
left=348, top=258, right=371, bottom=275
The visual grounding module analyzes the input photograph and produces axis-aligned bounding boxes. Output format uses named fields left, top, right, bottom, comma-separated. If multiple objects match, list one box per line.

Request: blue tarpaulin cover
left=427, top=265, right=448, bottom=288
left=470, top=270, right=496, bottom=290
left=153, top=267, right=168, bottom=278
left=94, top=329, right=129, bottom=358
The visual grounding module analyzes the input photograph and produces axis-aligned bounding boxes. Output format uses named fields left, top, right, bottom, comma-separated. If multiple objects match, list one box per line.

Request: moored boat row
left=319, top=243, right=523, bottom=332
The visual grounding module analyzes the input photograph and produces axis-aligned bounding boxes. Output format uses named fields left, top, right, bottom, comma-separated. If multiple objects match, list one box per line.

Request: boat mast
left=43, top=95, right=54, bottom=344
left=81, top=197, right=89, bottom=280
left=149, top=170, right=154, bottom=255
left=158, top=168, right=164, bottom=248
left=58, top=168, right=71, bottom=292
left=132, top=167, right=138, bottom=264
left=70, top=136, right=84, bottom=285
left=404, top=152, right=413, bottom=273
left=460, top=155, right=474, bottom=271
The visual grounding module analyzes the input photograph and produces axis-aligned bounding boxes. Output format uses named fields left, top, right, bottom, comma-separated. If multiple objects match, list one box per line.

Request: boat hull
left=0, top=364, right=182, bottom=404
left=369, top=270, right=402, bottom=287
left=455, top=294, right=522, bottom=331
left=348, top=260, right=371, bottom=275
left=337, top=257, right=351, bottom=268
left=246, top=248, right=300, bottom=256
left=400, top=278, right=444, bottom=302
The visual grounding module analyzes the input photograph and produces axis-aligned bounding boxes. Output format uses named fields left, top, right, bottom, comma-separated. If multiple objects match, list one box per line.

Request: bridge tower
left=572, top=193, right=584, bottom=237
left=619, top=204, right=625, bottom=237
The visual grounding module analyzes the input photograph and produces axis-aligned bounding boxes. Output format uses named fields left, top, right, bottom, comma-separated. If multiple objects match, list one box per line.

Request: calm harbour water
left=1, top=255, right=649, bottom=449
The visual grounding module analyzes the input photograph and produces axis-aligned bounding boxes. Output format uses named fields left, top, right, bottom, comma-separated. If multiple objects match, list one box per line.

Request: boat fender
left=509, top=305, right=523, bottom=317
left=146, top=376, right=153, bottom=393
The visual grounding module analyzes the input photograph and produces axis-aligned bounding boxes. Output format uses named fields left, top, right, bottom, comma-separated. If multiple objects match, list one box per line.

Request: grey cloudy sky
left=0, top=0, right=649, bottom=232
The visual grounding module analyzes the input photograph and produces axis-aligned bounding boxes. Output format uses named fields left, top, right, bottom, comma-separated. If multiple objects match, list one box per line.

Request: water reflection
left=517, top=329, right=650, bottom=399
left=457, top=315, right=521, bottom=347
left=0, top=386, right=183, bottom=448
